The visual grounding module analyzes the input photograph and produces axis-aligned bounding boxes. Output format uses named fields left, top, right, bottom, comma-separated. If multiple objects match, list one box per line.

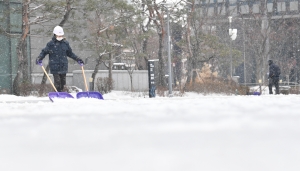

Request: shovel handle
left=41, top=65, right=58, bottom=92
left=81, top=65, right=89, bottom=91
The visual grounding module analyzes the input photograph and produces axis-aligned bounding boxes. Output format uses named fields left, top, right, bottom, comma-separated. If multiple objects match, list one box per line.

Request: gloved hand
left=36, top=57, right=43, bottom=65
left=76, top=58, right=84, bottom=65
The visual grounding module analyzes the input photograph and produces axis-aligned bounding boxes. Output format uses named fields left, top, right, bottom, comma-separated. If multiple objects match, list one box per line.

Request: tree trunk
left=158, top=33, right=166, bottom=87
left=184, top=5, right=194, bottom=90
left=108, top=53, right=113, bottom=91
left=13, top=0, right=30, bottom=96
left=142, top=36, right=149, bottom=69
left=185, top=57, right=192, bottom=88
left=130, top=74, right=133, bottom=91
left=185, top=56, right=197, bottom=90
left=91, top=58, right=103, bottom=91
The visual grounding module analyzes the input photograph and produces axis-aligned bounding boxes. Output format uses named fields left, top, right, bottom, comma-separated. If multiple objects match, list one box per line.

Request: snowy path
left=0, top=93, right=300, bottom=171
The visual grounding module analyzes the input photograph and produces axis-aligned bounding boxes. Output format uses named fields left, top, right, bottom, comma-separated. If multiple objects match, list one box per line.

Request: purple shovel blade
left=76, top=91, right=104, bottom=100
left=252, top=92, right=261, bottom=95
left=48, top=92, right=74, bottom=102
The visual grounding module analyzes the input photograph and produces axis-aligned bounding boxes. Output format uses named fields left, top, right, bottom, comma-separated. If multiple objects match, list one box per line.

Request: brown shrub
left=184, top=77, right=249, bottom=95
left=287, top=86, right=300, bottom=94
left=156, top=86, right=168, bottom=97
left=96, top=77, right=114, bottom=94
left=182, top=64, right=250, bottom=95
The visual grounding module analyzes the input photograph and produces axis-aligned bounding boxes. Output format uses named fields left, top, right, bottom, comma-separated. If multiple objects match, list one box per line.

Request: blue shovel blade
left=76, top=91, right=104, bottom=100
left=48, top=92, right=74, bottom=102
left=252, top=92, right=261, bottom=95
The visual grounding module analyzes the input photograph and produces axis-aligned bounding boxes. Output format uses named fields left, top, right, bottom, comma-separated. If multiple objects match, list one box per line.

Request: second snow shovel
left=76, top=64, right=104, bottom=100
left=40, top=64, right=74, bottom=102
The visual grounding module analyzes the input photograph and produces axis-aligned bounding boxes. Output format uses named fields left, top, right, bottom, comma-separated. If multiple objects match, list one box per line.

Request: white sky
left=0, top=91, right=300, bottom=171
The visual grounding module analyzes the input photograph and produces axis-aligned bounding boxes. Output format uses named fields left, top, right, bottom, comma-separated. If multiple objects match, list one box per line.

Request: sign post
left=148, top=60, right=158, bottom=98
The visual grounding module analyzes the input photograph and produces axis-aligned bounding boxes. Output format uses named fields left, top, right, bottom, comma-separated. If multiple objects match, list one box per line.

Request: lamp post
left=166, top=7, right=172, bottom=97
left=236, top=16, right=259, bottom=85
left=228, top=16, right=233, bottom=78
left=242, top=19, right=246, bottom=85
left=159, top=3, right=173, bottom=97
left=238, top=16, right=255, bottom=85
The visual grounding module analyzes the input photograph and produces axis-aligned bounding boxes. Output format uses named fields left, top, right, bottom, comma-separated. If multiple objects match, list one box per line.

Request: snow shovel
left=40, top=64, right=74, bottom=102
left=76, top=64, right=104, bottom=100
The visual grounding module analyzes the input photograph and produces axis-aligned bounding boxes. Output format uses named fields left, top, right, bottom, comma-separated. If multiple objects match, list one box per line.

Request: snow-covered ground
left=0, top=91, right=300, bottom=171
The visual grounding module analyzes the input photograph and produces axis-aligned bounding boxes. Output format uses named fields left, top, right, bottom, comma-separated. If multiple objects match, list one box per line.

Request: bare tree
left=83, top=0, right=135, bottom=92
left=143, top=0, right=168, bottom=87
left=181, top=0, right=242, bottom=90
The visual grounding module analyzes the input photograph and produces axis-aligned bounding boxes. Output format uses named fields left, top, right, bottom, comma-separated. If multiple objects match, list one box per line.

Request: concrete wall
left=32, top=70, right=149, bottom=91
left=31, top=73, right=73, bottom=86
left=72, top=70, right=149, bottom=91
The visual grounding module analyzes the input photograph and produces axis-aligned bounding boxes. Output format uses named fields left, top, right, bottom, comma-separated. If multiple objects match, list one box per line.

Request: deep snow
left=0, top=91, right=300, bottom=171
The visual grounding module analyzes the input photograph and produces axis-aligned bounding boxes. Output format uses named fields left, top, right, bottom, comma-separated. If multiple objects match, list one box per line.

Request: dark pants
left=53, top=74, right=66, bottom=92
left=269, top=77, right=279, bottom=94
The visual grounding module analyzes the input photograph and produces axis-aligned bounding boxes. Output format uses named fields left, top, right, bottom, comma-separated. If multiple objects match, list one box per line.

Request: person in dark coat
left=268, top=60, right=281, bottom=94
left=36, top=26, right=84, bottom=92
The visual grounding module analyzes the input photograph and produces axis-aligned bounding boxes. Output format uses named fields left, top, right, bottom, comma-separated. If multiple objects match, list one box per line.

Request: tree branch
left=28, top=4, right=44, bottom=14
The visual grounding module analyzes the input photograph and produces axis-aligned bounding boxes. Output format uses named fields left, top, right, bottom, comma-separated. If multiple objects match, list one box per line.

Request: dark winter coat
left=268, top=61, right=281, bottom=78
left=38, top=36, right=78, bottom=74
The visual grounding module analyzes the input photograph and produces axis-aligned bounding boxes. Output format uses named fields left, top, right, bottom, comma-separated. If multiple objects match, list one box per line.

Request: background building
left=194, top=0, right=300, bottom=84
left=0, top=0, right=26, bottom=93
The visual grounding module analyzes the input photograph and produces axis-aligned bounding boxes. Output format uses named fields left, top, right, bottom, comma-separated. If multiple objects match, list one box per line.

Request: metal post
left=229, top=16, right=232, bottom=78
left=167, top=8, right=173, bottom=97
left=230, top=35, right=232, bottom=78
left=262, top=0, right=269, bottom=84
left=243, top=19, right=246, bottom=85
